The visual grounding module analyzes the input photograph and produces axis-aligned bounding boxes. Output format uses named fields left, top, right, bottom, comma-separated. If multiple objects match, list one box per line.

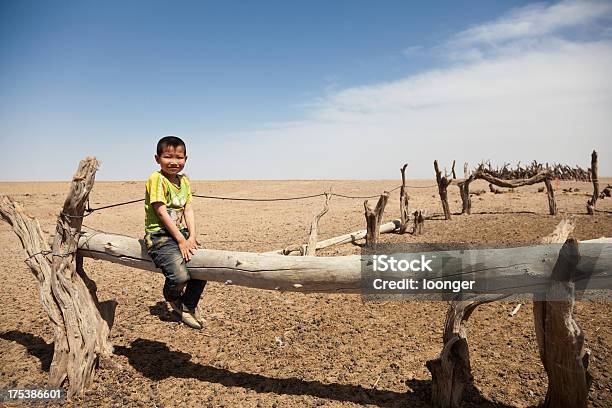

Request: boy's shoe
left=180, top=309, right=203, bottom=330
left=168, top=301, right=202, bottom=330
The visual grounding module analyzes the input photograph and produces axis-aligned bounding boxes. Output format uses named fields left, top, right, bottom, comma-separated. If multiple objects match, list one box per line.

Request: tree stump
left=399, top=164, right=410, bottom=234
left=0, top=157, right=115, bottom=397
left=434, top=160, right=452, bottom=220
left=364, top=192, right=389, bottom=247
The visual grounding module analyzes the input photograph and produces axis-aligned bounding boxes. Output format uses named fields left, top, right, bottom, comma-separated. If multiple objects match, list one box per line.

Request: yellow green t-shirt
left=145, top=171, right=192, bottom=233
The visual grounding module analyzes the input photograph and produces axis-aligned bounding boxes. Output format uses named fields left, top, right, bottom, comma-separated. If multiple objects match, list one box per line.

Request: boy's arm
left=183, top=202, right=198, bottom=245
left=152, top=202, right=196, bottom=261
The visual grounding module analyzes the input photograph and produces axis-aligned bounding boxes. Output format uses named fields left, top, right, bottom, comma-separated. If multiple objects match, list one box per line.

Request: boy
left=144, top=136, right=206, bottom=330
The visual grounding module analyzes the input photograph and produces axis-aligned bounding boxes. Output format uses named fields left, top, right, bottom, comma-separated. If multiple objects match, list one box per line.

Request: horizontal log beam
left=266, top=219, right=401, bottom=255
left=473, top=170, right=550, bottom=188
left=77, top=230, right=611, bottom=295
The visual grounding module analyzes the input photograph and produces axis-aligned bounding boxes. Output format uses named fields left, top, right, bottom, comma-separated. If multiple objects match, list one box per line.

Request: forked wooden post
left=0, top=157, right=115, bottom=397
left=399, top=164, right=410, bottom=234
left=426, top=294, right=507, bottom=408
left=364, top=192, right=389, bottom=247
left=305, top=192, right=331, bottom=256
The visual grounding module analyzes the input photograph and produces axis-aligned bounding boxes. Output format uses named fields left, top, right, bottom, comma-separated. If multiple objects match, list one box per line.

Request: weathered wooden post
left=457, top=174, right=474, bottom=215
left=413, top=210, right=424, bottom=235
left=544, top=176, right=558, bottom=215
left=426, top=294, right=506, bottom=408
left=434, top=160, right=452, bottom=220
left=364, top=192, right=389, bottom=247
left=399, top=164, right=410, bottom=234
left=587, top=150, right=598, bottom=215
left=0, top=157, right=115, bottom=397
left=534, top=219, right=592, bottom=408
left=305, top=192, right=331, bottom=256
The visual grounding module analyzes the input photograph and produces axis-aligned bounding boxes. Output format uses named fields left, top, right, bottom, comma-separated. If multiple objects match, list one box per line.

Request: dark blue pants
left=145, top=229, right=206, bottom=311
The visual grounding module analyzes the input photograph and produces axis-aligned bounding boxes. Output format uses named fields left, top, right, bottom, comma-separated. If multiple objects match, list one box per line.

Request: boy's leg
left=146, top=233, right=190, bottom=303
left=181, top=280, right=206, bottom=311
left=177, top=228, right=206, bottom=311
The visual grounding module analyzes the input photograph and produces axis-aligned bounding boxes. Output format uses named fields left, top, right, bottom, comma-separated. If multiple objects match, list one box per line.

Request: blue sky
left=1, top=0, right=611, bottom=180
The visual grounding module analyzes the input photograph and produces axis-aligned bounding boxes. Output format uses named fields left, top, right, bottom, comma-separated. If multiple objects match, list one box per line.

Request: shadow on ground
left=1, top=331, right=520, bottom=408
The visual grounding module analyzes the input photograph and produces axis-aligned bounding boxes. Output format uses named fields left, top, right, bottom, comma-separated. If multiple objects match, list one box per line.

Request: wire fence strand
left=77, top=183, right=438, bottom=214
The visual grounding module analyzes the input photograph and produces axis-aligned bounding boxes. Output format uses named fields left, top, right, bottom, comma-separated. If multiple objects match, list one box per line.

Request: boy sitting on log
left=144, top=136, right=206, bottom=330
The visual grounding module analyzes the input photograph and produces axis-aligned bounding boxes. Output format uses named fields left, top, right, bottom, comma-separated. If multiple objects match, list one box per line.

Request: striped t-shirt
left=145, top=171, right=192, bottom=233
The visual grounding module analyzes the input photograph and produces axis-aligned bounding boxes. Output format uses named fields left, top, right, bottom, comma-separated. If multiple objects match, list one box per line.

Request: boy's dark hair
left=156, top=136, right=187, bottom=155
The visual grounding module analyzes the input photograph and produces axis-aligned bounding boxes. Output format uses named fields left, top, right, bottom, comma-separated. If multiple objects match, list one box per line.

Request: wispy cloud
left=449, top=0, right=612, bottom=47
left=402, top=45, right=423, bottom=58
left=199, top=1, right=612, bottom=179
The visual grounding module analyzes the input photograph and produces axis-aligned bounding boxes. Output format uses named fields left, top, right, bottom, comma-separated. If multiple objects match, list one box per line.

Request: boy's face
left=155, top=145, right=187, bottom=177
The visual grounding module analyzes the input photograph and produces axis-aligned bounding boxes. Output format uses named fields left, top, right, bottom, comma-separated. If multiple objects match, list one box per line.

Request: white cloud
left=196, top=1, right=612, bottom=179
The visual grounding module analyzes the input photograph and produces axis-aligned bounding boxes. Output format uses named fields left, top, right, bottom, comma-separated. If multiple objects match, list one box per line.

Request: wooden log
left=364, top=192, right=390, bottom=247
left=426, top=294, right=508, bottom=408
left=587, top=150, right=598, bottom=215
left=399, top=164, right=410, bottom=234
left=434, top=160, right=452, bottom=220
left=470, top=170, right=557, bottom=214
left=0, top=158, right=114, bottom=397
left=305, top=193, right=331, bottom=256
left=451, top=160, right=457, bottom=179
left=75, top=229, right=611, bottom=294
left=267, top=219, right=402, bottom=255
left=475, top=169, right=550, bottom=188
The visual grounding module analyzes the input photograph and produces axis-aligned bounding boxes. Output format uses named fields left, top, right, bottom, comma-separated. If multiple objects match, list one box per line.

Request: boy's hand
left=179, top=237, right=198, bottom=261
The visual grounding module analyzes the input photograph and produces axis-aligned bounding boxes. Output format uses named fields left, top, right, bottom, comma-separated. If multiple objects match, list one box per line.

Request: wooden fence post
left=305, top=192, right=331, bottom=256
left=426, top=294, right=507, bottom=407
left=587, top=150, right=598, bottom=215
left=0, top=157, right=115, bottom=397
left=434, top=160, right=452, bottom=220
left=364, top=192, right=389, bottom=247
left=399, top=164, right=410, bottom=234
left=544, top=176, right=558, bottom=215
left=534, top=219, right=592, bottom=408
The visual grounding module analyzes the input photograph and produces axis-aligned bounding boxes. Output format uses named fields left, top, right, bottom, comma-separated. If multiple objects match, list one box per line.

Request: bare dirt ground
left=1, top=178, right=611, bottom=407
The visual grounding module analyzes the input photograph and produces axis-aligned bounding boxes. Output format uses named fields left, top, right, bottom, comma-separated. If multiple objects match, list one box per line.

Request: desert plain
left=1, top=177, right=611, bottom=407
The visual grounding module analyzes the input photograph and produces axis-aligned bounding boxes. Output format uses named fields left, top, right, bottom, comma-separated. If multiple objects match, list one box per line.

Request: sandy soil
left=1, top=178, right=611, bottom=407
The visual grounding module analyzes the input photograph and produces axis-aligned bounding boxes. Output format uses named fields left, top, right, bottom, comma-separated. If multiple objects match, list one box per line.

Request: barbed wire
left=74, top=183, right=438, bottom=215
